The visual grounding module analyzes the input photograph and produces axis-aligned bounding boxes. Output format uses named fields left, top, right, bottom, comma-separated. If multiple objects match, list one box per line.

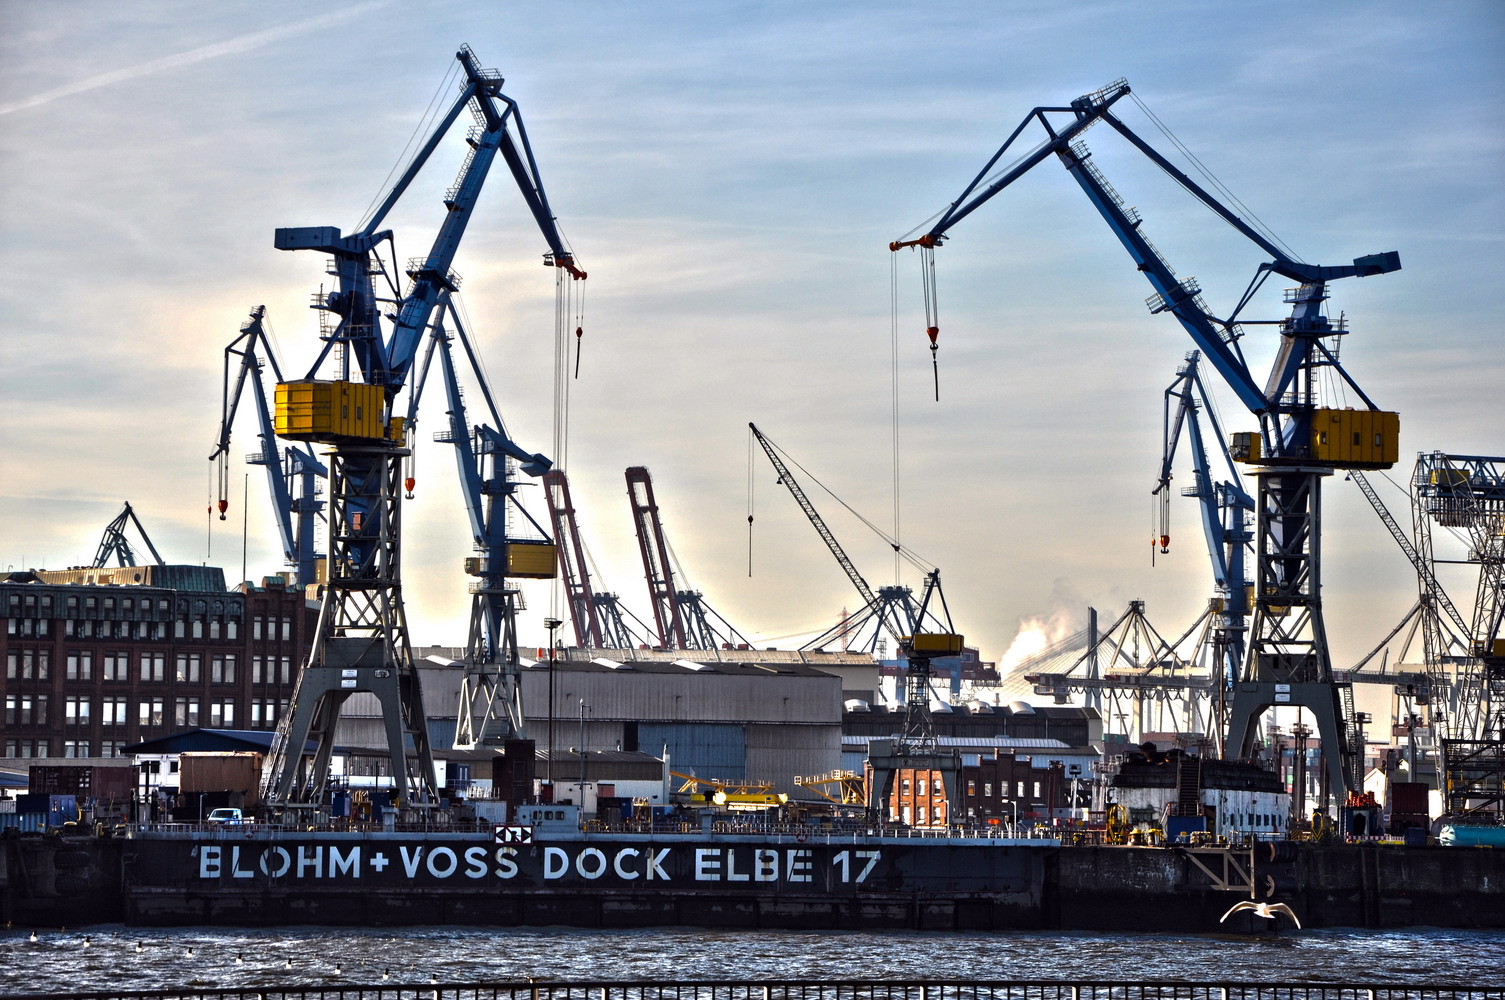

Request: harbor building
left=332, top=646, right=848, bottom=799
left=1, top=568, right=316, bottom=759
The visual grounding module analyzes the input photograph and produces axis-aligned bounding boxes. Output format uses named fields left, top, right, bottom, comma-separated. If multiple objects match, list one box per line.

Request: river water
left=0, top=926, right=1501, bottom=993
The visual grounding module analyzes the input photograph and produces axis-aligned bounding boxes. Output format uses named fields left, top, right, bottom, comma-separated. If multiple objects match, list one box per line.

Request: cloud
left=0, top=1, right=393, bottom=117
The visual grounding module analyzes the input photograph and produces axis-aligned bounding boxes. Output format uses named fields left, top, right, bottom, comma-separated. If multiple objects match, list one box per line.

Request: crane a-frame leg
left=1224, top=467, right=1356, bottom=796
left=264, top=444, right=437, bottom=810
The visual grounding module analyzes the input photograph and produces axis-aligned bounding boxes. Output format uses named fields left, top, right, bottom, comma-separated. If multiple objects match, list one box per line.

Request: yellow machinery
left=274, top=380, right=388, bottom=443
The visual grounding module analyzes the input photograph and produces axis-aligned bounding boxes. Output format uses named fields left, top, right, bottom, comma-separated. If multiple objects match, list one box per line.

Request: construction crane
left=891, top=79, right=1402, bottom=796
left=210, top=305, right=328, bottom=588
left=92, top=502, right=165, bottom=568
left=748, top=422, right=953, bottom=654
left=624, top=466, right=749, bottom=650
left=747, top=423, right=963, bottom=818
left=258, top=46, right=584, bottom=809
left=1153, top=351, right=1254, bottom=707
left=543, top=470, right=650, bottom=649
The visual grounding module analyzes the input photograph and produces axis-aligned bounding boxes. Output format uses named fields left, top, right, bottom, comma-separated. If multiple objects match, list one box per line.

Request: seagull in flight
left=1220, top=899, right=1302, bottom=929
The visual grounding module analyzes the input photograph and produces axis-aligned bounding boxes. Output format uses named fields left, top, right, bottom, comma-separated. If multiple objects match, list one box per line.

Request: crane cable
left=890, top=249, right=904, bottom=584
left=1128, top=93, right=1303, bottom=265
left=356, top=59, right=461, bottom=234
left=747, top=430, right=755, bottom=577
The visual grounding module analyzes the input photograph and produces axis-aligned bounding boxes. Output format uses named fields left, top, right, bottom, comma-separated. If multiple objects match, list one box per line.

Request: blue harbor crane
left=211, top=305, right=328, bottom=589
left=892, top=79, right=1402, bottom=795
left=1153, top=350, right=1255, bottom=732
left=257, top=46, right=584, bottom=809
left=404, top=292, right=557, bottom=748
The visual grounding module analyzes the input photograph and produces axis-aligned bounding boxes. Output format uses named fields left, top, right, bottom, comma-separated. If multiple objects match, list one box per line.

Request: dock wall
left=5, top=834, right=1504, bottom=931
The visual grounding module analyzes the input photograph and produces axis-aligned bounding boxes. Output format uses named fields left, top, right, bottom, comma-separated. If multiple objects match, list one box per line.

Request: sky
left=2, top=1, right=1501, bottom=690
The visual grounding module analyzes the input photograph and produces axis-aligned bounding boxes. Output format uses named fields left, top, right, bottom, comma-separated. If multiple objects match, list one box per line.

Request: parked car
left=205, top=807, right=248, bottom=826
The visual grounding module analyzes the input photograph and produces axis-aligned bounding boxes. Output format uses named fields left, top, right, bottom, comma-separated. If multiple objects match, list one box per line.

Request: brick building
left=1, top=567, right=315, bottom=759
left=879, top=751, right=1069, bottom=828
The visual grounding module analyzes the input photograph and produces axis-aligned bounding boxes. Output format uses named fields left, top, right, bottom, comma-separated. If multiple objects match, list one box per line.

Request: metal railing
left=2, top=982, right=1498, bottom=1000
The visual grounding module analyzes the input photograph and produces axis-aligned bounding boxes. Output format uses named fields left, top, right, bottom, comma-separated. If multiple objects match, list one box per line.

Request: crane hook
left=217, top=498, right=228, bottom=522
left=927, top=327, right=940, bottom=402
left=574, top=326, right=583, bottom=380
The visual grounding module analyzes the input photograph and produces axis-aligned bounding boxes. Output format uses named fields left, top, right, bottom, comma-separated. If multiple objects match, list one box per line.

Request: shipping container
left=179, top=752, right=263, bottom=808
left=27, top=765, right=136, bottom=802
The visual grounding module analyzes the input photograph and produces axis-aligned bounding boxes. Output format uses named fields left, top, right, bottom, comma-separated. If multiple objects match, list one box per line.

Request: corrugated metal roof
left=121, top=728, right=321, bottom=755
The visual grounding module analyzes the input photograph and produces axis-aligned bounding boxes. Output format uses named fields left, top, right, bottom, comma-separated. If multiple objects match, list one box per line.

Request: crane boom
left=544, top=470, right=604, bottom=648
left=210, top=305, right=327, bottom=587
left=626, top=466, right=688, bottom=650
left=1351, top=470, right=1471, bottom=641
left=748, top=423, right=892, bottom=639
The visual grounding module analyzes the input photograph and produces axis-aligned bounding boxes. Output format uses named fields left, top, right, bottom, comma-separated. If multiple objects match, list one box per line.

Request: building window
left=139, top=652, right=167, bottom=683
left=251, top=700, right=279, bottom=728
left=6, top=648, right=49, bottom=681
left=211, top=654, right=237, bottom=684
left=139, top=697, right=165, bottom=728
left=281, top=656, right=293, bottom=684
left=209, top=619, right=221, bottom=640
left=65, top=696, right=91, bottom=725
left=175, top=698, right=201, bottom=727
left=67, top=651, right=94, bottom=681
left=917, top=778, right=927, bottom=797
left=252, top=616, right=263, bottom=640
left=209, top=699, right=236, bottom=727
left=4, top=739, right=50, bottom=757
left=252, top=655, right=265, bottom=684
left=192, top=618, right=204, bottom=639
left=102, top=651, right=130, bottom=682
left=176, top=653, right=202, bottom=683
left=1033, top=781, right=1041, bottom=800
left=100, top=696, right=128, bottom=726
left=5, top=694, right=47, bottom=725
left=1017, top=781, right=1025, bottom=798
left=984, top=782, right=994, bottom=798
left=63, top=740, right=91, bottom=758
left=281, top=617, right=292, bottom=641
left=227, top=619, right=238, bottom=640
